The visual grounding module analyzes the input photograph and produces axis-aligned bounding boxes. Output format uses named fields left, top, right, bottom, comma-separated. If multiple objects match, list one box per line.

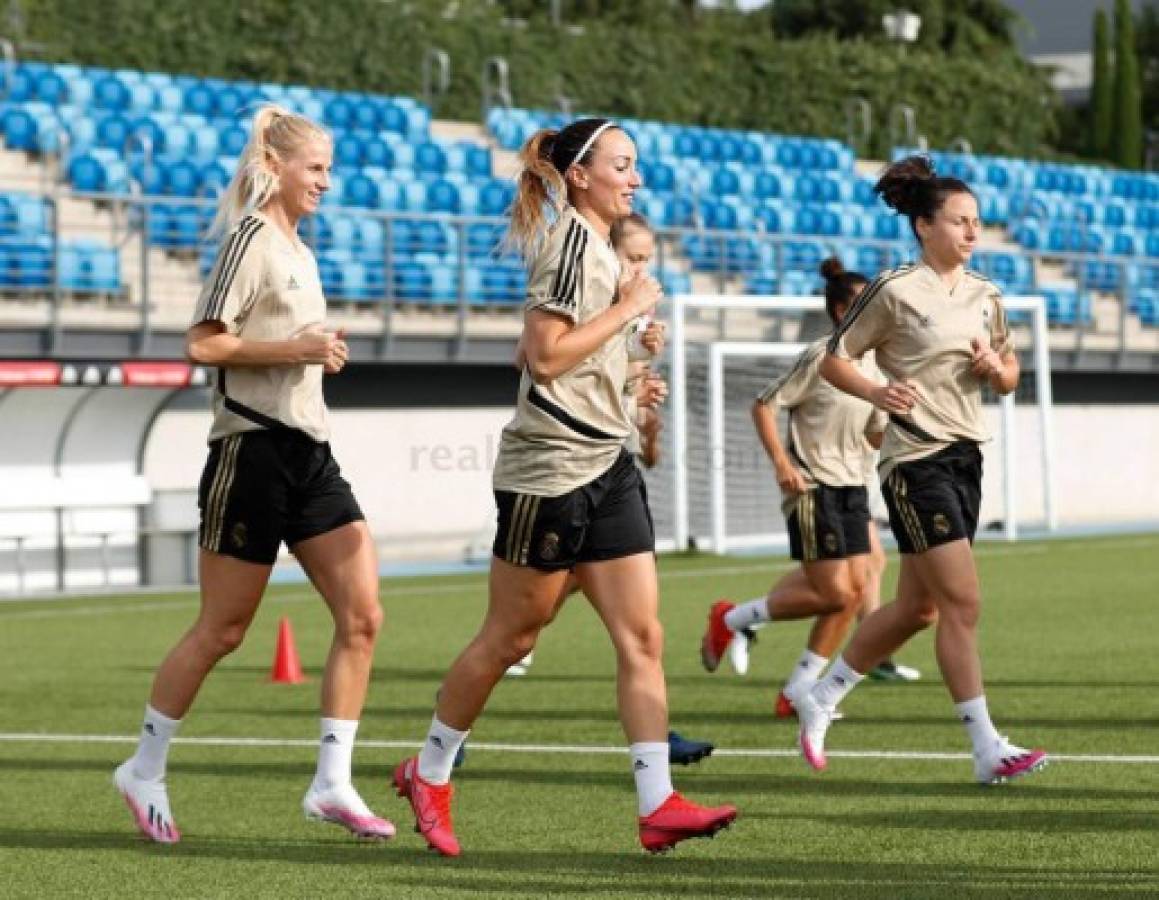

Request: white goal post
left=669, top=295, right=1058, bottom=554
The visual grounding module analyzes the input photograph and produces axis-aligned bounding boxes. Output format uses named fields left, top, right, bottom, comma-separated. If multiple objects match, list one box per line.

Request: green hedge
left=19, top=0, right=1057, bottom=158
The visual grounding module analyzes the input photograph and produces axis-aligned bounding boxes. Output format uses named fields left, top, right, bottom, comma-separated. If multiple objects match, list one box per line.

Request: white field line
left=2, top=533, right=1154, bottom=622
left=0, top=732, right=1155, bottom=764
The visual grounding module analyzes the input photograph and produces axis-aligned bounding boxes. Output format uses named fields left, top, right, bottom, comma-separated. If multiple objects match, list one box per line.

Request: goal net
left=651, top=294, right=1057, bottom=554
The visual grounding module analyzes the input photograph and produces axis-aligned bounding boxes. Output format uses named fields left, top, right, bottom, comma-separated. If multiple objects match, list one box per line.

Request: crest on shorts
left=823, top=533, right=839, bottom=553
left=539, top=531, right=560, bottom=562
left=931, top=513, right=951, bottom=537
left=231, top=522, right=248, bottom=549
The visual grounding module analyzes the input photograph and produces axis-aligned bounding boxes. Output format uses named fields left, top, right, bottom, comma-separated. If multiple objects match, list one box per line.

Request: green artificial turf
left=1, top=534, right=1156, bottom=898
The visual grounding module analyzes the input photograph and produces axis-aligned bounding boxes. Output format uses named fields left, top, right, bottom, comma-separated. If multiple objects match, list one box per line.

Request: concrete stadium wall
left=144, top=402, right=1159, bottom=563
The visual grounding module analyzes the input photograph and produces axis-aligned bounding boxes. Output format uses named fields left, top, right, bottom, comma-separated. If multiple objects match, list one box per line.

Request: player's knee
left=340, top=598, right=384, bottom=649
left=621, top=619, right=664, bottom=664
left=824, top=583, right=861, bottom=615
left=501, top=630, right=538, bottom=667
left=200, top=621, right=249, bottom=658
left=914, top=602, right=939, bottom=630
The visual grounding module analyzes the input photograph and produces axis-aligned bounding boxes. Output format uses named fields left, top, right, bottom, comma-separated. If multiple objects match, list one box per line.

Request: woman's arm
left=522, top=271, right=661, bottom=384
left=970, top=340, right=1019, bottom=395
left=185, top=321, right=339, bottom=368
left=820, top=353, right=918, bottom=414
left=638, top=407, right=662, bottom=469
left=751, top=400, right=807, bottom=495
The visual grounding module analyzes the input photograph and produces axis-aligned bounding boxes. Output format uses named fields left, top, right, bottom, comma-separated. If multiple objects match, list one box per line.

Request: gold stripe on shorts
left=516, top=497, right=540, bottom=565
left=504, top=495, right=526, bottom=563
left=797, top=491, right=817, bottom=562
left=888, top=470, right=927, bottom=553
left=203, top=434, right=242, bottom=552
left=505, top=494, right=539, bottom=565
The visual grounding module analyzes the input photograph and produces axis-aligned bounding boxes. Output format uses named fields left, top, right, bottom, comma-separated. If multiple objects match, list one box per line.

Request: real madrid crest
left=539, top=531, right=560, bottom=562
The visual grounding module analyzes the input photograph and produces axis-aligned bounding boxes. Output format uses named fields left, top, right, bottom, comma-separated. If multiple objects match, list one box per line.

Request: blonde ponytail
left=209, top=104, right=330, bottom=238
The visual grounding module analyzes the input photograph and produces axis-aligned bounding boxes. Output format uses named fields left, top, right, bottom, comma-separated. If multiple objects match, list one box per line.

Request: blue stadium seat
left=67, top=152, right=109, bottom=192
left=183, top=82, right=217, bottom=118
left=32, top=69, right=69, bottom=105
left=394, top=259, right=432, bottom=300
left=478, top=180, right=514, bottom=217
left=343, top=173, right=379, bottom=209
left=1, top=107, right=38, bottom=151
left=414, top=141, right=447, bottom=176
left=92, top=74, right=131, bottom=111
left=461, top=144, right=490, bottom=179
left=218, top=124, right=249, bottom=158
left=363, top=136, right=394, bottom=169
left=424, top=179, right=460, bottom=214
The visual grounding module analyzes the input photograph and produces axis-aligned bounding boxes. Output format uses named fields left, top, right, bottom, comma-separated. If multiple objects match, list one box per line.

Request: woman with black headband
left=392, top=118, right=737, bottom=856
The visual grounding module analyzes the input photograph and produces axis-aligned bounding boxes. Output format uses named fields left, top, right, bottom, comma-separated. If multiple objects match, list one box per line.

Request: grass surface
left=2, top=534, right=1157, bottom=898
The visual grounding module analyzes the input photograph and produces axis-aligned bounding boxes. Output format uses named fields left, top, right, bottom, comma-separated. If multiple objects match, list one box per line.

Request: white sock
left=724, top=597, right=770, bottom=632
left=956, top=695, right=1001, bottom=754
left=784, top=649, right=828, bottom=694
left=630, top=742, right=674, bottom=816
left=313, top=717, right=358, bottom=788
left=812, top=656, right=865, bottom=709
left=130, top=703, right=180, bottom=781
left=417, top=715, right=469, bottom=785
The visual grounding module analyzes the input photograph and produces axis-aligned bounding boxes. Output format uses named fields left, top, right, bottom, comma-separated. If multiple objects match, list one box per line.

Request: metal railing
left=2, top=189, right=1157, bottom=361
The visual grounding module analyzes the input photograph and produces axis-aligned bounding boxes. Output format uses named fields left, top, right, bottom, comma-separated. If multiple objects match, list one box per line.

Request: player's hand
left=619, top=270, right=662, bottom=320
left=640, top=320, right=667, bottom=356
left=324, top=328, right=349, bottom=374
left=969, top=337, right=1004, bottom=382
left=295, top=327, right=337, bottom=364
left=870, top=380, right=918, bottom=414
left=776, top=463, right=808, bottom=495
left=637, top=372, right=669, bottom=408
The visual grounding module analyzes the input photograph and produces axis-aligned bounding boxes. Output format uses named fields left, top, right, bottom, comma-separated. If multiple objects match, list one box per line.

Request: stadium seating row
left=1, top=62, right=431, bottom=139
left=486, top=108, right=856, bottom=172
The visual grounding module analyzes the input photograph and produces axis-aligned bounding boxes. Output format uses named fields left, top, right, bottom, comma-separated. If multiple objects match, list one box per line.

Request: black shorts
left=882, top=441, right=982, bottom=555
left=787, top=484, right=871, bottom=563
left=492, top=450, right=655, bottom=572
left=197, top=429, right=364, bottom=565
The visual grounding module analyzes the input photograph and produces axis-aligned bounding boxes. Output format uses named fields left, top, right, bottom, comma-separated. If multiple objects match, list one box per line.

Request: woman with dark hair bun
left=700, top=257, right=892, bottom=713
left=791, top=156, right=1048, bottom=785
left=392, top=118, right=736, bottom=857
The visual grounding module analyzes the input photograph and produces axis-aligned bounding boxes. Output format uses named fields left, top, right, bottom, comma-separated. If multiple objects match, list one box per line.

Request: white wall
left=142, top=402, right=1159, bottom=561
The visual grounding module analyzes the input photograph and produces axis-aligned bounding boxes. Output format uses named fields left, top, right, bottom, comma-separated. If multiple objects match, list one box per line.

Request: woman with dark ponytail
left=791, top=155, right=1048, bottom=785
left=392, top=119, right=736, bottom=856
left=700, top=257, right=898, bottom=718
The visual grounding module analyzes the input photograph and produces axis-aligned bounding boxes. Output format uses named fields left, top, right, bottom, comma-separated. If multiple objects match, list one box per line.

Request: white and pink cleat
left=114, top=760, right=181, bottom=844
left=974, top=737, right=1049, bottom=785
left=302, top=780, right=396, bottom=840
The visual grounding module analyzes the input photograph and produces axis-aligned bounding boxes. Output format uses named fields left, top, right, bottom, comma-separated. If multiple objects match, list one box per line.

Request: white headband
left=569, top=121, right=616, bottom=170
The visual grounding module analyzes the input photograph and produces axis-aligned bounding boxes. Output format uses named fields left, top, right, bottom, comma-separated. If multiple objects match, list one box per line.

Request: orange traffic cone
left=270, top=616, right=306, bottom=684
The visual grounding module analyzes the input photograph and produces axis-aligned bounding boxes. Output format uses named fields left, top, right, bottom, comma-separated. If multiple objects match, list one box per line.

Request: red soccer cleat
left=775, top=690, right=796, bottom=719
left=392, top=756, right=460, bottom=857
left=638, top=792, right=738, bottom=854
left=700, top=601, right=736, bottom=672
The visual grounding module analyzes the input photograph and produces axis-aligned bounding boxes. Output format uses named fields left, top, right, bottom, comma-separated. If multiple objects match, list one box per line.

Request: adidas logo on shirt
left=287, top=275, right=301, bottom=290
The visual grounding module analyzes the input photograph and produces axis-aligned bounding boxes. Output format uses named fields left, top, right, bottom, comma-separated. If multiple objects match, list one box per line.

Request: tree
left=1091, top=8, right=1113, bottom=159
left=1112, top=0, right=1143, bottom=168
left=1138, top=2, right=1159, bottom=136
left=771, top=0, right=1019, bottom=52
